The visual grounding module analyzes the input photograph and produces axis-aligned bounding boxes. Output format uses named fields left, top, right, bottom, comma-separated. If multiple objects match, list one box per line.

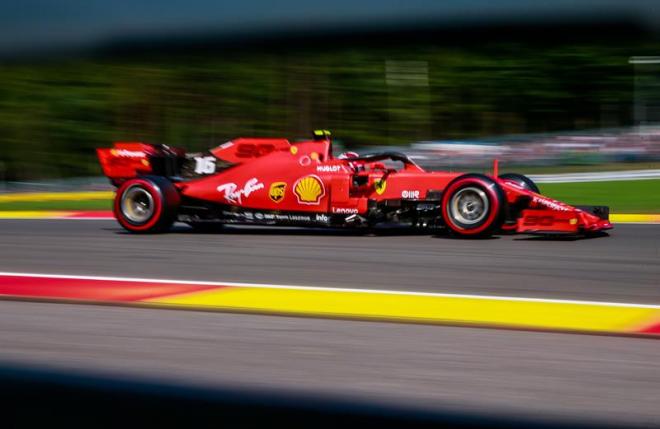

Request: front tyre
left=499, top=173, right=540, bottom=193
left=499, top=173, right=539, bottom=233
left=114, top=176, right=180, bottom=233
left=441, top=174, right=506, bottom=237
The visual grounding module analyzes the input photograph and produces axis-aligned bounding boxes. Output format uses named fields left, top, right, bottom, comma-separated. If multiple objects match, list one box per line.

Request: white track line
left=0, top=271, right=658, bottom=309
left=530, top=169, right=660, bottom=183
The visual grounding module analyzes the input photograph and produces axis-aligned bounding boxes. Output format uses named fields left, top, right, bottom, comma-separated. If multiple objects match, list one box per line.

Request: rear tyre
left=114, top=176, right=180, bottom=233
left=441, top=174, right=506, bottom=238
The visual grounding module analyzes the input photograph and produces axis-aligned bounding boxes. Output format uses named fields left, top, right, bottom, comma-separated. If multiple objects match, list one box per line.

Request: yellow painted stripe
left=148, top=287, right=659, bottom=333
left=610, top=214, right=660, bottom=223
left=0, top=210, right=74, bottom=219
left=0, top=191, right=113, bottom=203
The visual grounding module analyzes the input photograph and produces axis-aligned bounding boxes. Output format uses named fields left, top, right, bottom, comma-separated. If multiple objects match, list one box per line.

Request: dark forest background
left=0, top=34, right=657, bottom=179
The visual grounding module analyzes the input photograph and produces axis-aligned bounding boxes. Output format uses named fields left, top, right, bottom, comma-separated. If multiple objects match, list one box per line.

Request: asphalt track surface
left=1, top=220, right=659, bottom=425
left=0, top=220, right=658, bottom=302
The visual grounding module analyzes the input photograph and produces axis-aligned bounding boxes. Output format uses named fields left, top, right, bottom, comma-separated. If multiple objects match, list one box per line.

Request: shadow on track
left=109, top=224, right=608, bottom=241
left=514, top=231, right=610, bottom=242
left=1, top=363, right=624, bottom=429
left=110, top=224, right=435, bottom=237
left=431, top=233, right=501, bottom=241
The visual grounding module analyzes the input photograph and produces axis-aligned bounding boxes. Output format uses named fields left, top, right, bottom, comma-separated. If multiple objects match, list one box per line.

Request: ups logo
left=269, top=182, right=287, bottom=203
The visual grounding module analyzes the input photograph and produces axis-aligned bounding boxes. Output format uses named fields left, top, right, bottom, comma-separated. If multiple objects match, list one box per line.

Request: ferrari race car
left=97, top=130, right=612, bottom=237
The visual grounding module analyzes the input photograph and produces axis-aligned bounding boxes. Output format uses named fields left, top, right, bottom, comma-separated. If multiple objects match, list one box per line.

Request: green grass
left=540, top=179, right=660, bottom=213
left=504, top=162, right=660, bottom=175
left=0, top=179, right=658, bottom=213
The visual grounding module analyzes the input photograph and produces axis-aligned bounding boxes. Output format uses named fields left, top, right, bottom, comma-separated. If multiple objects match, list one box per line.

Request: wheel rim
left=450, top=187, right=489, bottom=225
left=121, top=185, right=154, bottom=223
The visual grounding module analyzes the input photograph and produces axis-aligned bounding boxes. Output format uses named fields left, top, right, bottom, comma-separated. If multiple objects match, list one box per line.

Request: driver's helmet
left=338, top=151, right=362, bottom=172
left=338, top=151, right=359, bottom=159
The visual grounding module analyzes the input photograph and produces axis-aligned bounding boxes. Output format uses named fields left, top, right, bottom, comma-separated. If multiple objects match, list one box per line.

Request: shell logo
left=294, top=175, right=325, bottom=205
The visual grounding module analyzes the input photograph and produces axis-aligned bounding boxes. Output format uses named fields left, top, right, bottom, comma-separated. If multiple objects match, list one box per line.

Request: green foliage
left=0, top=42, right=647, bottom=179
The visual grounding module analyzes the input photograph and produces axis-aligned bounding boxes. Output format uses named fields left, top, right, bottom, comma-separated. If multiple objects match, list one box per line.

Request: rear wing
left=97, top=142, right=185, bottom=185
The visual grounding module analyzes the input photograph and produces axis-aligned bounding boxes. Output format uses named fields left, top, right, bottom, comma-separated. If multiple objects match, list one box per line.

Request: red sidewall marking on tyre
left=114, top=179, right=163, bottom=232
left=442, top=178, right=501, bottom=235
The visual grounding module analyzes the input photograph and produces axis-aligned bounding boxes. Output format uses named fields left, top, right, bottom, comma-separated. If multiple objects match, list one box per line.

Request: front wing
left=516, top=208, right=612, bottom=235
left=499, top=182, right=613, bottom=235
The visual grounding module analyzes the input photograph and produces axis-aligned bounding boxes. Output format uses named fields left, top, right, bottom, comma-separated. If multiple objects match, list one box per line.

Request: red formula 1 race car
left=97, top=130, right=612, bottom=237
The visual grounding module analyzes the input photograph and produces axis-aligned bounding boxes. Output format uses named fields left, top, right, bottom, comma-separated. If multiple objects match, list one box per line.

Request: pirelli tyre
left=441, top=174, right=507, bottom=237
left=114, top=176, right=180, bottom=233
left=498, top=173, right=540, bottom=194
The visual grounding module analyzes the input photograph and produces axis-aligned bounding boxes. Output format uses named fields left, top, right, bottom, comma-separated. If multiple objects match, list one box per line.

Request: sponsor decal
left=374, top=179, right=387, bottom=195
left=531, top=196, right=570, bottom=212
left=523, top=215, right=555, bottom=226
left=294, top=175, right=325, bottom=205
left=219, top=141, right=234, bottom=149
left=219, top=210, right=334, bottom=224
left=269, top=182, right=287, bottom=203
left=506, top=181, right=524, bottom=190
left=290, top=146, right=298, bottom=155
left=332, top=207, right=359, bottom=214
left=276, top=213, right=312, bottom=221
left=111, top=149, right=144, bottom=158
left=416, top=203, right=436, bottom=211
left=317, top=165, right=343, bottom=173
left=402, top=190, right=420, bottom=199
left=194, top=156, right=216, bottom=174
left=217, top=178, right=264, bottom=204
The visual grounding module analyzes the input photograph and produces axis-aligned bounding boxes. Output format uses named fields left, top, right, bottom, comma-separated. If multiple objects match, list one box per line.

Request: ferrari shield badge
left=374, top=179, right=387, bottom=195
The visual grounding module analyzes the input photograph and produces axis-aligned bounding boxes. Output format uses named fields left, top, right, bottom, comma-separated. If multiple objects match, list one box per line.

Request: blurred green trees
left=0, top=42, right=644, bottom=179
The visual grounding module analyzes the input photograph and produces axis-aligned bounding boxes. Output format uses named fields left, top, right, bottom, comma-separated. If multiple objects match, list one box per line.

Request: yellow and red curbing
left=609, top=214, right=660, bottom=223
left=0, top=191, right=113, bottom=203
left=0, top=210, right=113, bottom=219
left=0, top=272, right=658, bottom=337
